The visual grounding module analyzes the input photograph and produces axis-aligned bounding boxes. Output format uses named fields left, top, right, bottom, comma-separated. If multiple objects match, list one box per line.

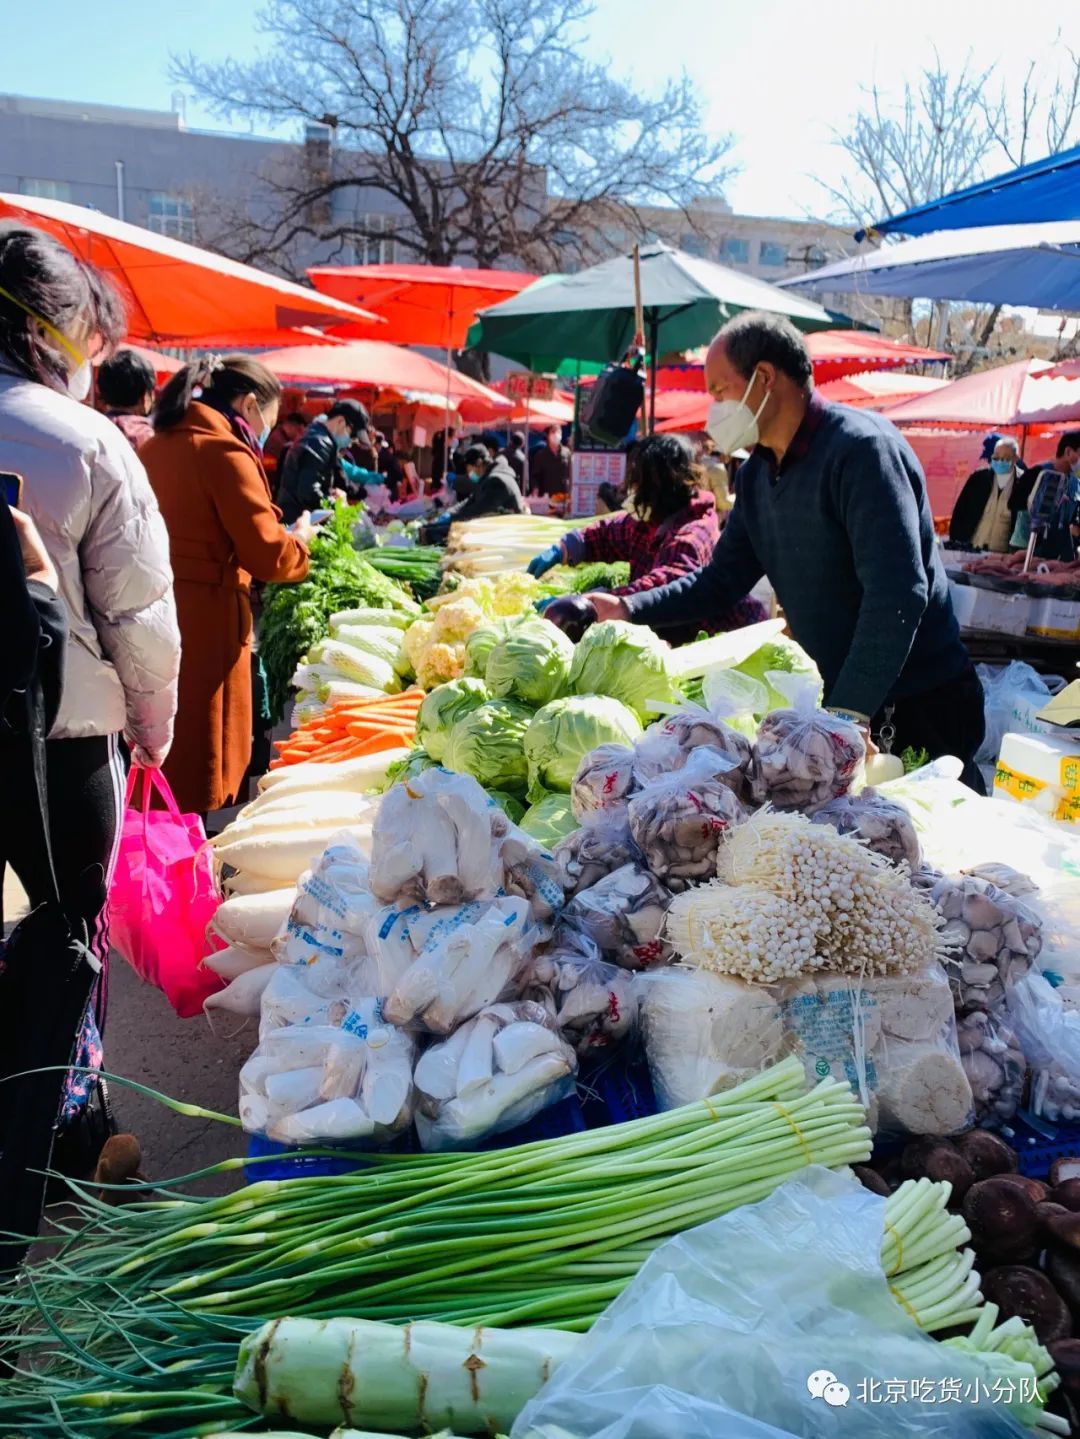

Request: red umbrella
left=805, top=329, right=951, bottom=384
left=882, top=357, right=1080, bottom=426
left=816, top=371, right=949, bottom=410
left=307, top=263, right=537, bottom=349
left=0, top=192, right=382, bottom=346
left=94, top=343, right=183, bottom=381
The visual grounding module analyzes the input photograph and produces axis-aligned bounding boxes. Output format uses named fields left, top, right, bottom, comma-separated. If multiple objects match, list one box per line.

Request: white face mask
left=706, top=370, right=769, bottom=454
left=66, top=358, right=92, bottom=402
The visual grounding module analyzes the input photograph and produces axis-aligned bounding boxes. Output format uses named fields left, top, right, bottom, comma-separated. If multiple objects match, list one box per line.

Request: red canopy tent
left=0, top=192, right=381, bottom=346
left=882, top=358, right=1080, bottom=427
left=307, top=264, right=537, bottom=349
left=95, top=343, right=183, bottom=382
left=652, top=330, right=951, bottom=391
left=816, top=371, right=949, bottom=410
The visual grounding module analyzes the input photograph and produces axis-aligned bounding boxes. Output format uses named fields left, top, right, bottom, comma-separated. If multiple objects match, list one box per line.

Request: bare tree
left=173, top=0, right=733, bottom=279
left=981, top=36, right=1080, bottom=167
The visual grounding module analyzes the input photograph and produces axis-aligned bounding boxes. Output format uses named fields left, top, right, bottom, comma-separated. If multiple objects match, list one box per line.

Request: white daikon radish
left=221, top=869, right=288, bottom=897
left=269, top=1097, right=376, bottom=1143
left=214, top=825, right=372, bottom=884
left=265, top=1066, right=325, bottom=1113
left=210, top=801, right=374, bottom=848
left=257, top=748, right=408, bottom=795
left=203, top=944, right=272, bottom=981
left=203, top=964, right=274, bottom=1018
left=239, top=789, right=379, bottom=826
left=211, top=889, right=296, bottom=950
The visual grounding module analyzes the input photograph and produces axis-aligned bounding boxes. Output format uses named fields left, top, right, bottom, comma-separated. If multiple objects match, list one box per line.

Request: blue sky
left=3, top=0, right=1076, bottom=218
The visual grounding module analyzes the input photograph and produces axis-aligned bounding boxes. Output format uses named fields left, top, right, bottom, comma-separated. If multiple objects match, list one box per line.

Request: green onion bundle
left=0, top=1059, right=869, bottom=1436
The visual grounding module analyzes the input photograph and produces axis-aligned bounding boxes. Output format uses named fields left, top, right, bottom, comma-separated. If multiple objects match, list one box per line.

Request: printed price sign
left=571, top=450, right=626, bottom=517
left=506, top=372, right=556, bottom=401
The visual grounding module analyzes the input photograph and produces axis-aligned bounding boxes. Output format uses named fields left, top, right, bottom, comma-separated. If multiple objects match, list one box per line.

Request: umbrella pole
left=523, top=391, right=531, bottom=494
left=648, top=314, right=659, bottom=434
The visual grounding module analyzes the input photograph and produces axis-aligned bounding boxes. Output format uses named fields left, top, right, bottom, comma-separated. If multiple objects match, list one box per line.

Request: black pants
left=872, top=664, right=987, bottom=794
left=1, top=733, right=127, bottom=1031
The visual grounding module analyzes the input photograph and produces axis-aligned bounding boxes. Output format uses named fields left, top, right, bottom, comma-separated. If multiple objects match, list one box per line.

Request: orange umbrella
left=308, top=263, right=537, bottom=349
left=0, top=192, right=382, bottom=346
left=258, top=341, right=512, bottom=420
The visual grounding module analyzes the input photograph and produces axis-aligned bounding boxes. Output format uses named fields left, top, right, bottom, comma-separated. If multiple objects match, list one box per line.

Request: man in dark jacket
left=276, top=398, right=373, bottom=524
left=529, top=425, right=572, bottom=496
left=441, top=444, right=529, bottom=523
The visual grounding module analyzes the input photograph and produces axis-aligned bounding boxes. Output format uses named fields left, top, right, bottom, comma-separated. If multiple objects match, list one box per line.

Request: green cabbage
left=464, top=618, right=520, bottom=678
left=417, top=678, right=490, bottom=762
left=734, top=635, right=822, bottom=715
left=485, top=618, right=573, bottom=706
left=524, top=695, right=642, bottom=801
left=568, top=620, right=680, bottom=721
left=443, top=699, right=533, bottom=793
left=487, top=789, right=527, bottom=825
left=519, top=792, right=579, bottom=848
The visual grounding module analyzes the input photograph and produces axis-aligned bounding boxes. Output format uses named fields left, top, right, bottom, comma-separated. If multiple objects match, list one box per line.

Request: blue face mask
left=990, top=458, right=1013, bottom=475
left=335, top=429, right=352, bottom=450
left=258, top=424, right=271, bottom=451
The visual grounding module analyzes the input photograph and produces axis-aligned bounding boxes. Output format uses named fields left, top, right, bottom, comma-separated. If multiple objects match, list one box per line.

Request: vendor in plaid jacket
left=527, top=433, right=766, bottom=643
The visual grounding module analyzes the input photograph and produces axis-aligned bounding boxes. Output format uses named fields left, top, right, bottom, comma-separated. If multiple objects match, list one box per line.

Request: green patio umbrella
left=468, top=243, right=833, bottom=365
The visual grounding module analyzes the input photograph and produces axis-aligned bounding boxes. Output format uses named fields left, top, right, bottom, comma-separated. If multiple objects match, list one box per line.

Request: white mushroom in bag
left=554, top=820, right=639, bottom=898
left=923, top=873, right=1041, bottom=1012
left=632, top=707, right=753, bottom=798
left=562, top=863, right=673, bottom=971
left=369, top=768, right=504, bottom=905
left=810, top=789, right=922, bottom=869
left=520, top=935, right=638, bottom=1055
left=627, top=748, right=746, bottom=890
left=750, top=680, right=865, bottom=813
left=955, top=1009, right=1027, bottom=1125
left=570, top=743, right=638, bottom=823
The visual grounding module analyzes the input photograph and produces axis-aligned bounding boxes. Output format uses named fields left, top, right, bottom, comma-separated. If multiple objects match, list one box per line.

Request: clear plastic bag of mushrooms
left=631, top=703, right=754, bottom=801
left=627, top=748, right=747, bottom=891
left=519, top=929, right=638, bottom=1056
left=751, top=673, right=865, bottom=813
left=915, top=872, right=1042, bottom=1014
left=554, top=817, right=641, bottom=898
left=562, top=862, right=674, bottom=971
left=811, top=789, right=922, bottom=869
left=570, top=742, right=638, bottom=825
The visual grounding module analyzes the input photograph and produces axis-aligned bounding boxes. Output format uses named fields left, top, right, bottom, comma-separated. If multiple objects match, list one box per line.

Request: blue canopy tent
left=857, top=143, right=1080, bottom=239
left=781, top=220, right=1080, bottom=310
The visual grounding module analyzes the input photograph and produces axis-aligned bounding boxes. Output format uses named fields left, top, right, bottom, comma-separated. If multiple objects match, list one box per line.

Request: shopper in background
left=1017, top=430, right=1080, bottom=561
left=263, top=409, right=307, bottom=467
left=276, top=397, right=373, bottom=524
left=949, top=435, right=1033, bottom=551
left=560, top=310, right=984, bottom=787
left=530, top=423, right=572, bottom=496
left=529, top=433, right=766, bottom=642
left=97, top=348, right=157, bottom=452
left=143, top=354, right=310, bottom=816
left=504, top=429, right=528, bottom=486
left=434, top=443, right=528, bottom=525
left=0, top=221, right=180, bottom=1142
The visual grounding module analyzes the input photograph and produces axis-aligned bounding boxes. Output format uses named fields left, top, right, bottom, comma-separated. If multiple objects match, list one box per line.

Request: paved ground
left=5, top=846, right=253, bottom=1199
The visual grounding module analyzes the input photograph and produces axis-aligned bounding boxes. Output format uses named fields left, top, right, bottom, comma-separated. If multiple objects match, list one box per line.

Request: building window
left=21, top=178, right=72, bottom=202
left=147, top=193, right=196, bottom=242
left=719, top=236, right=749, bottom=265
left=353, top=214, right=396, bottom=265
left=759, top=240, right=788, bottom=267
left=680, top=232, right=707, bottom=258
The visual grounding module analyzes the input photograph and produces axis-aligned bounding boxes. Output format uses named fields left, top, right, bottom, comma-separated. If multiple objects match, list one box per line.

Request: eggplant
left=541, top=594, right=597, bottom=642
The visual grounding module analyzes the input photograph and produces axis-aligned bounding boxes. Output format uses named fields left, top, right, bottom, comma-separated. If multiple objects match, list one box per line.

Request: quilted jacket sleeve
left=82, top=429, right=181, bottom=758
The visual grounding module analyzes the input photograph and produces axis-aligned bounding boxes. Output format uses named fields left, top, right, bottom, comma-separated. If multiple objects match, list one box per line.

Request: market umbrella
left=94, top=343, right=182, bottom=381
left=781, top=220, right=1080, bottom=311
left=257, top=340, right=512, bottom=421
left=858, top=142, right=1080, bottom=239
left=881, top=357, right=1080, bottom=427
left=469, top=244, right=833, bottom=371
left=0, top=192, right=382, bottom=346
left=651, top=330, right=951, bottom=392
left=816, top=371, right=949, bottom=410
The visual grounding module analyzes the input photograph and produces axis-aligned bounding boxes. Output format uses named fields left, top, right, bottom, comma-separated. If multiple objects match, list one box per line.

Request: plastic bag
left=383, top=897, right=534, bottom=1034
left=975, top=660, right=1066, bottom=768
left=511, top=1167, right=1031, bottom=1439
left=955, top=1008, right=1026, bottom=1127
left=368, top=767, right=505, bottom=905
left=413, top=1001, right=577, bottom=1150
left=772, top=967, right=973, bottom=1138
left=811, top=789, right=922, bottom=869
left=109, top=766, right=224, bottom=1017
left=563, top=863, right=673, bottom=971
left=640, top=968, right=782, bottom=1110
left=1008, top=970, right=1080, bottom=1121
left=921, top=873, right=1041, bottom=1013
left=631, top=705, right=753, bottom=798
left=700, top=666, right=769, bottom=740
left=520, top=932, right=638, bottom=1055
left=239, top=1003, right=416, bottom=1143
left=571, top=743, right=638, bottom=824
left=751, top=673, right=865, bottom=813
left=554, top=818, right=640, bottom=898
left=627, top=748, right=746, bottom=889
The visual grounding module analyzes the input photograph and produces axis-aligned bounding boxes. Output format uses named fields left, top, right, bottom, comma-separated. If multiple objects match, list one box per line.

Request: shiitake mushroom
left=981, top=1266, right=1073, bottom=1343
left=963, top=1177, right=1040, bottom=1265
left=952, top=1129, right=1018, bottom=1183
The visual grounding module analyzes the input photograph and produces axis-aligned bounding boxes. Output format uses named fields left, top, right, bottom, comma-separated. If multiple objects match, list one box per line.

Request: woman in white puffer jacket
left=0, top=223, right=180, bottom=1093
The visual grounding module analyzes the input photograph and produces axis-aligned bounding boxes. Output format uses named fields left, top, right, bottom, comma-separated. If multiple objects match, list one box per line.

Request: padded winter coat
left=0, top=366, right=180, bottom=756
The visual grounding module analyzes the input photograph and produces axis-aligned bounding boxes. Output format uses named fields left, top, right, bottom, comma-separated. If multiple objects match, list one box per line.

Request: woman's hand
left=11, top=507, right=58, bottom=590
left=290, top=511, right=316, bottom=545
left=130, top=741, right=171, bottom=770
left=585, top=591, right=630, bottom=623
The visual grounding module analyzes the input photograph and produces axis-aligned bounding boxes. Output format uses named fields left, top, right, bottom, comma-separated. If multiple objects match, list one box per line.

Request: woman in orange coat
left=141, top=355, right=311, bottom=815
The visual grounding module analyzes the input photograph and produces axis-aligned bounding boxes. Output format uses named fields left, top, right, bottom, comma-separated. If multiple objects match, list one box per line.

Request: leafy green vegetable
left=733, top=635, right=821, bottom=716
left=487, top=789, right=527, bottom=825
left=485, top=618, right=574, bottom=706
left=443, top=699, right=534, bottom=794
left=417, top=678, right=490, bottom=762
left=260, top=505, right=417, bottom=722
left=901, top=745, right=930, bottom=774
left=519, top=792, right=579, bottom=847
left=464, top=618, right=520, bottom=678
left=381, top=748, right=436, bottom=789
left=567, top=620, right=680, bottom=722
left=546, top=561, right=630, bottom=594
left=524, top=695, right=642, bottom=800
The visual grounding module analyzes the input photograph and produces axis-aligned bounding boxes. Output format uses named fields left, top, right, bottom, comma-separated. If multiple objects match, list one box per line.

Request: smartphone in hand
left=1, top=471, right=24, bottom=508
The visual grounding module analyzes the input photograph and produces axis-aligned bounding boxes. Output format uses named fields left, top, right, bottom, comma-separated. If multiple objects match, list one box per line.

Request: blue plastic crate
left=1006, top=1112, right=1080, bottom=1179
